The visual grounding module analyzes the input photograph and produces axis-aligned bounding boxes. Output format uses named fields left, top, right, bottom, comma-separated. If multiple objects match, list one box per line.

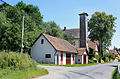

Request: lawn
left=39, top=63, right=97, bottom=67
left=61, top=63, right=97, bottom=67
left=0, top=67, right=48, bottom=79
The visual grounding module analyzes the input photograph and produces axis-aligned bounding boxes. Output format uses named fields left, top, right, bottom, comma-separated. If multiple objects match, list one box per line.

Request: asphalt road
left=35, top=62, right=120, bottom=79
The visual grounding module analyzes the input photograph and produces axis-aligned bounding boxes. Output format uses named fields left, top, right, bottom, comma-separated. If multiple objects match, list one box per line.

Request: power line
left=0, top=0, right=41, bottom=24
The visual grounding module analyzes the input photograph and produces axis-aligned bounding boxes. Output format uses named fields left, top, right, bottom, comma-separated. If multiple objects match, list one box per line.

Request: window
left=45, top=54, right=51, bottom=58
left=41, top=39, right=44, bottom=44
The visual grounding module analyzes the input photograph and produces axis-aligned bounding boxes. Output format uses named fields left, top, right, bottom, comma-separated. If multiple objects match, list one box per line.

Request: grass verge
left=112, top=67, right=119, bottom=79
left=60, top=63, right=97, bottom=67
left=0, top=67, right=48, bottom=79
left=39, top=63, right=97, bottom=67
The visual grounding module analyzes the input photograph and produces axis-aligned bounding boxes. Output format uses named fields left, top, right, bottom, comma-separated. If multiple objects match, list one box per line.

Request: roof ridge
left=43, top=33, right=76, bottom=48
left=42, top=33, right=77, bottom=53
left=42, top=33, right=65, bottom=41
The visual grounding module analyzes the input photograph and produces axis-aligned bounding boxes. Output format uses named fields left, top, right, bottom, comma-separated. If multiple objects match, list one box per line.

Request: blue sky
left=4, top=0, right=120, bottom=49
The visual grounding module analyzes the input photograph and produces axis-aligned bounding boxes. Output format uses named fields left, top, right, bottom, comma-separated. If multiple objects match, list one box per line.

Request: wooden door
left=84, top=55, right=86, bottom=64
left=66, top=54, right=71, bottom=64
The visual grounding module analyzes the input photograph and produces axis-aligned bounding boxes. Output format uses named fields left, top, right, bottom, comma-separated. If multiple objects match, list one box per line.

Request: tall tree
left=0, top=2, right=64, bottom=53
left=16, top=1, right=43, bottom=25
left=45, top=21, right=64, bottom=39
left=0, top=4, right=44, bottom=52
left=88, top=12, right=117, bottom=56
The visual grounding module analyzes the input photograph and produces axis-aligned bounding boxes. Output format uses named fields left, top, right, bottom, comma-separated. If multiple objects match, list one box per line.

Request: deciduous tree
left=88, top=12, right=117, bottom=56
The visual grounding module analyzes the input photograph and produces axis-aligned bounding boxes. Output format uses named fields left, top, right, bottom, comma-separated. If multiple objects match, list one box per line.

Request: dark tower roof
left=79, top=12, right=88, bottom=16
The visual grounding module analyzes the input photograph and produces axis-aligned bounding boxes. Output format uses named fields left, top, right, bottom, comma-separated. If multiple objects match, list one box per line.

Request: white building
left=31, top=33, right=77, bottom=65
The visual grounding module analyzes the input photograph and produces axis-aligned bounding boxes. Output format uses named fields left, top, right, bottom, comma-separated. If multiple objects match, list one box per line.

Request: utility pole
left=21, top=14, right=25, bottom=53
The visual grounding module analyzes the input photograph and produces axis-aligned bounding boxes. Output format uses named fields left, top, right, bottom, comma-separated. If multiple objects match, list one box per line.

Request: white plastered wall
left=82, top=55, right=84, bottom=64
left=31, top=35, right=55, bottom=63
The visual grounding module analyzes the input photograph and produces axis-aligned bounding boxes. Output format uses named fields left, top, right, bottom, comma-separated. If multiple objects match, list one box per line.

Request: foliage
left=112, top=67, right=119, bottom=79
left=0, top=2, right=64, bottom=53
left=88, top=59, right=95, bottom=64
left=16, top=1, right=43, bottom=25
left=88, top=12, right=117, bottom=56
left=0, top=51, right=48, bottom=79
left=0, top=7, right=21, bottom=51
left=103, top=53, right=116, bottom=62
left=44, top=21, right=64, bottom=39
left=88, top=48, right=95, bottom=59
left=114, top=46, right=120, bottom=52
left=63, top=33, right=75, bottom=45
left=94, top=55, right=100, bottom=61
left=104, top=57, right=109, bottom=62
left=0, top=51, right=36, bottom=70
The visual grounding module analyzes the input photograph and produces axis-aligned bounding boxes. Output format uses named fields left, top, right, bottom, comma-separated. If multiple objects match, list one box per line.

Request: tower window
left=41, top=39, right=44, bottom=44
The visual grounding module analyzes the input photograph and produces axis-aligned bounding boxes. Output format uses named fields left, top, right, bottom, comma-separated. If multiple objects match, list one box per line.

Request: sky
left=4, top=0, right=120, bottom=49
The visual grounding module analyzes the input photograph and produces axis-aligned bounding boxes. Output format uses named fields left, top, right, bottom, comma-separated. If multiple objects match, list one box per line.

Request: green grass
left=39, top=63, right=97, bottom=67
left=60, top=63, right=97, bottom=67
left=112, top=67, right=119, bottom=79
left=37, top=63, right=56, bottom=66
left=0, top=67, right=48, bottom=79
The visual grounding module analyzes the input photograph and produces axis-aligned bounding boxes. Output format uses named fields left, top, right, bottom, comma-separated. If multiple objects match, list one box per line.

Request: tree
left=88, top=12, right=117, bottom=57
left=0, top=2, right=64, bottom=53
left=15, top=1, right=43, bottom=25
left=45, top=21, right=64, bottom=39
left=0, top=10, right=21, bottom=51
left=0, top=4, right=44, bottom=53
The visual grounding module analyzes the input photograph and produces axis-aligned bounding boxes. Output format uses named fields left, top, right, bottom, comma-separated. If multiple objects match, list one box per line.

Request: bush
left=103, top=53, right=115, bottom=59
left=88, top=59, right=95, bottom=64
left=103, top=53, right=116, bottom=62
left=112, top=67, right=119, bottom=79
left=0, top=51, right=36, bottom=70
left=94, top=55, right=100, bottom=61
left=105, top=57, right=109, bottom=62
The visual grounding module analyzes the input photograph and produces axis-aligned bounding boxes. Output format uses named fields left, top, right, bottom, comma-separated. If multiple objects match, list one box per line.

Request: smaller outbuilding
left=77, top=48, right=88, bottom=64
left=31, top=33, right=77, bottom=65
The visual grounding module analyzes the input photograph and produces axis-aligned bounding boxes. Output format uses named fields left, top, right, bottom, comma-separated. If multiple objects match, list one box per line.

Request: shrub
left=88, top=59, right=95, bottom=64
left=94, top=55, right=100, bottom=61
left=105, top=57, right=109, bottom=62
left=103, top=53, right=115, bottom=60
left=103, top=53, right=116, bottom=62
left=0, top=51, right=36, bottom=70
left=112, top=67, right=119, bottom=79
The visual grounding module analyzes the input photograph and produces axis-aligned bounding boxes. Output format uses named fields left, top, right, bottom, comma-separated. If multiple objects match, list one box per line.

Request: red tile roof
left=88, top=40, right=99, bottom=50
left=77, top=48, right=87, bottom=55
left=42, top=33, right=78, bottom=53
left=109, top=50, right=115, bottom=53
left=109, top=50, right=115, bottom=54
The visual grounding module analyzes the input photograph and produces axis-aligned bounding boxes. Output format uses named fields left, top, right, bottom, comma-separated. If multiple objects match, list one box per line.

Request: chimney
left=63, top=27, right=66, bottom=31
left=79, top=12, right=88, bottom=50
